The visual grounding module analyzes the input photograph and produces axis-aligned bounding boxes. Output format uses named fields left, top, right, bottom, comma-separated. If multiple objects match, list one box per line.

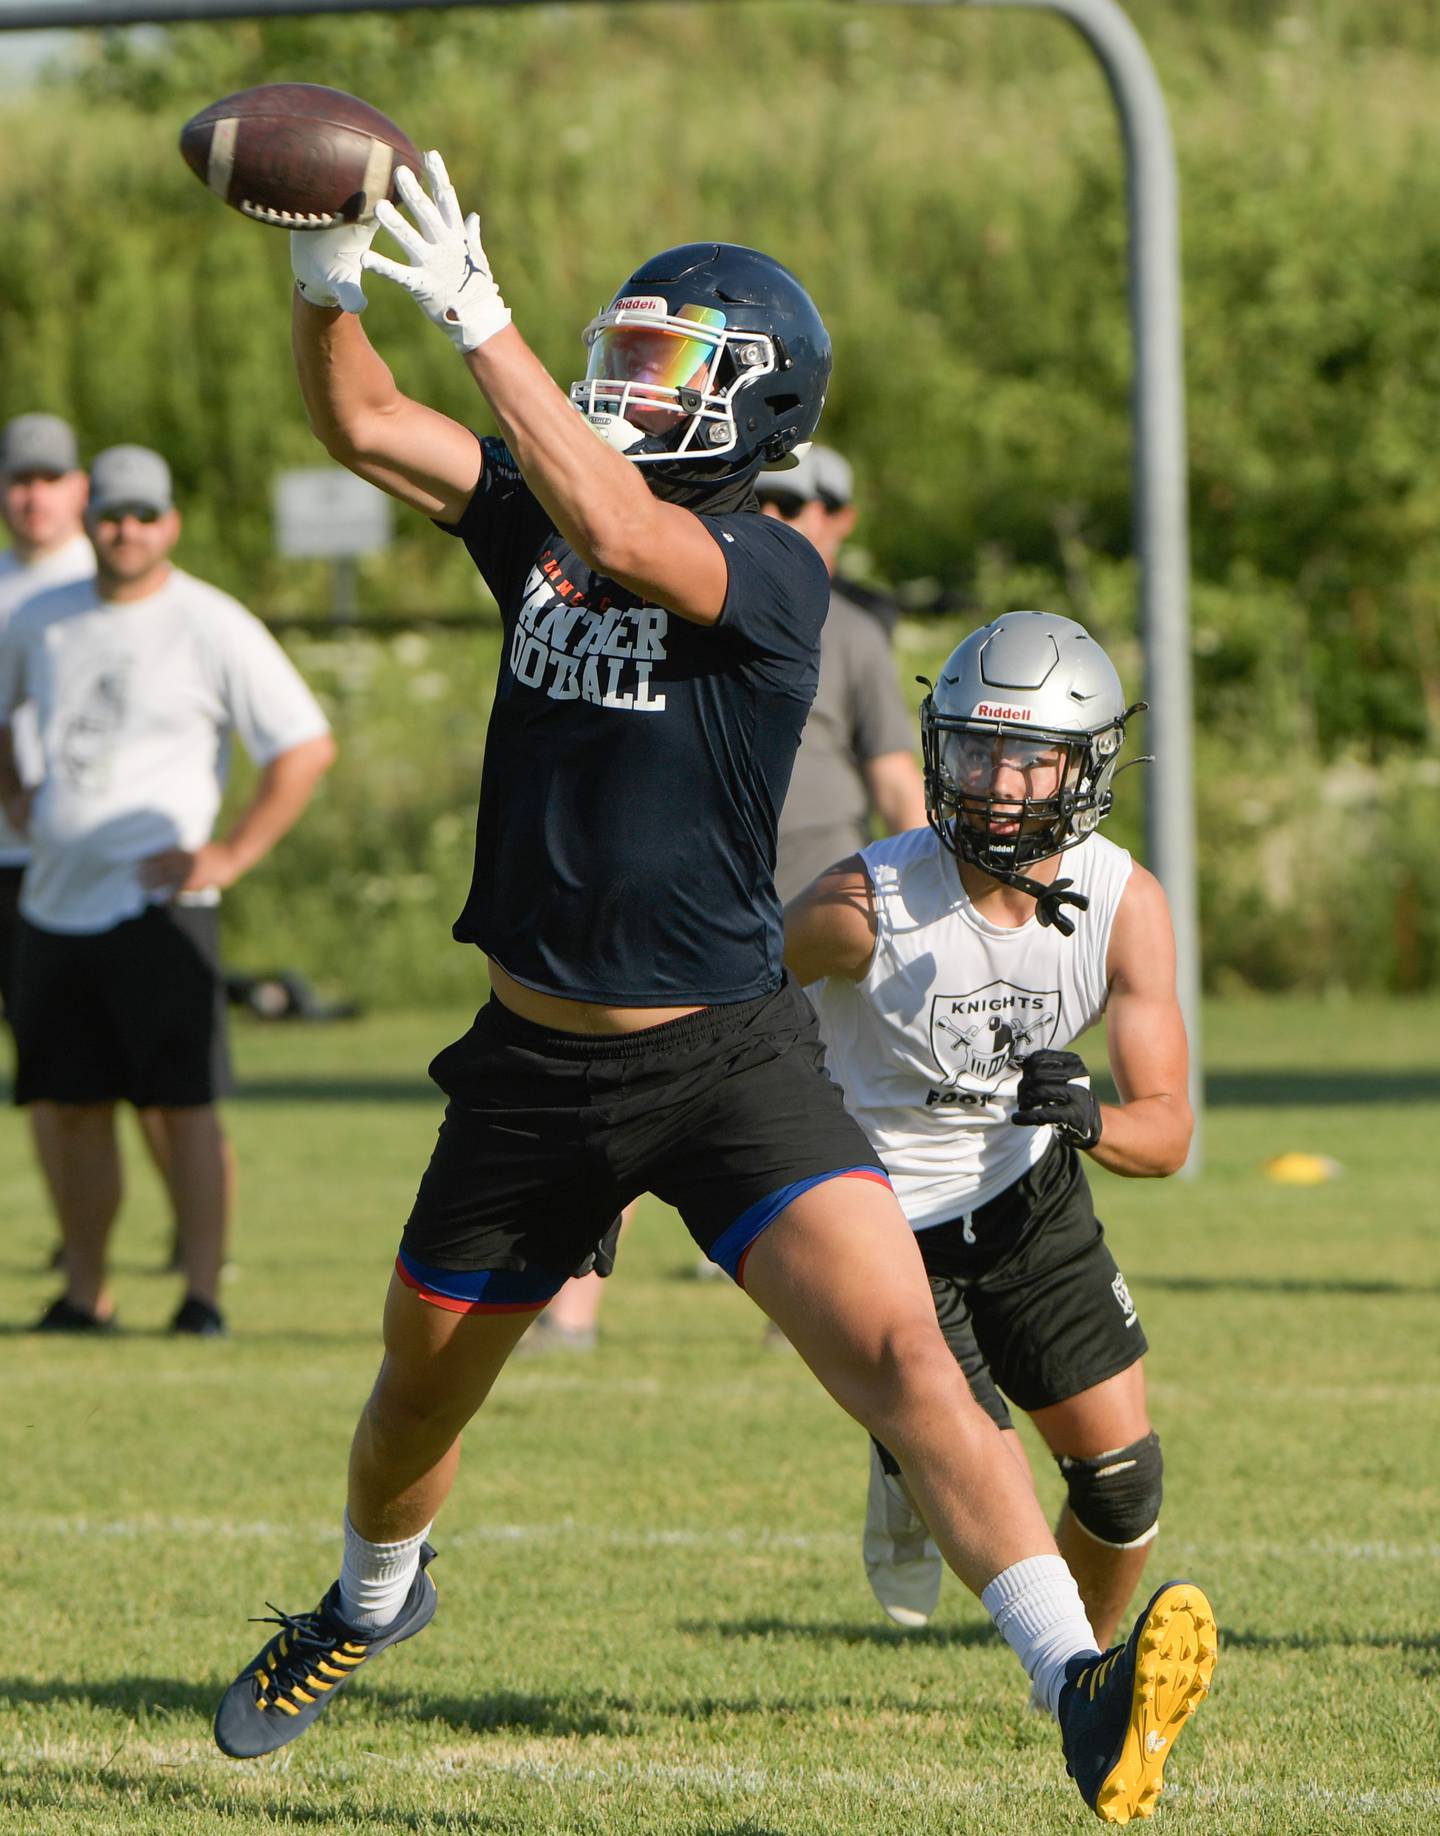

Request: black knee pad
left=1057, top=1431, right=1162, bottom=1549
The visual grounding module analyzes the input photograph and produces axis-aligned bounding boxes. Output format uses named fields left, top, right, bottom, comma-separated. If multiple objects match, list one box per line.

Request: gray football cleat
left=862, top=1439, right=943, bottom=1628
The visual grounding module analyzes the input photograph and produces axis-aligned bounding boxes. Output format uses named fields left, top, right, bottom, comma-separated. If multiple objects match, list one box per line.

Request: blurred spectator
left=757, top=446, right=927, bottom=904
left=0, top=415, right=194, bottom=1269
left=0, top=444, right=337, bottom=1336
left=0, top=414, right=96, bottom=1225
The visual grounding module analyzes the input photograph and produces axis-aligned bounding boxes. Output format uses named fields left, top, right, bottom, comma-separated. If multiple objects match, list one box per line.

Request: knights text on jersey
left=808, top=827, right=1133, bottom=1225
left=441, top=437, right=831, bottom=1005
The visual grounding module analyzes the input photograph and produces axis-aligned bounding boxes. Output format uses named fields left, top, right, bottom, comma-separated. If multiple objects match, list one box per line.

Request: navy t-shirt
left=443, top=437, right=830, bottom=1005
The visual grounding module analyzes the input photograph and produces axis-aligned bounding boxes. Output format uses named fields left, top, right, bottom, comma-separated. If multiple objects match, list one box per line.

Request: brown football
left=179, top=83, right=422, bottom=230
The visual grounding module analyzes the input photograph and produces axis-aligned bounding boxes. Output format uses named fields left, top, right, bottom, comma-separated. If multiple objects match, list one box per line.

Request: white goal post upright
left=869, top=0, right=1202, bottom=1164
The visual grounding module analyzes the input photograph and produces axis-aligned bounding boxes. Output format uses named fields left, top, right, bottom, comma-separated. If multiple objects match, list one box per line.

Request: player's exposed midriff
left=487, top=957, right=705, bottom=1036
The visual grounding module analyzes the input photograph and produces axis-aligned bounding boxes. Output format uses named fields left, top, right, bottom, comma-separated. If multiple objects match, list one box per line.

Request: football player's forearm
left=292, top=297, right=405, bottom=455
left=1087, top=1094, right=1192, bottom=1178
left=466, top=325, right=655, bottom=577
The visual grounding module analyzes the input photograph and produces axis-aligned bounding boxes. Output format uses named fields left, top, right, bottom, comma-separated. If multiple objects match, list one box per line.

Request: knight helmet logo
left=928, top=980, right=1061, bottom=1091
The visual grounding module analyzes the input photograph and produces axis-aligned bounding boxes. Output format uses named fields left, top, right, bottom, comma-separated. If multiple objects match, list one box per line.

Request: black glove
left=1010, top=1049, right=1102, bottom=1150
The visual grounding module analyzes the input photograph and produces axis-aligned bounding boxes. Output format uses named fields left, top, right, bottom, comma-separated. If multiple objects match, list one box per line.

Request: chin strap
left=984, top=863, right=1090, bottom=937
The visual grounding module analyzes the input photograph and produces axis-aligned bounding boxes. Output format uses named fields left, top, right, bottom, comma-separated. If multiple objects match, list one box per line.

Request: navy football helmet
left=569, top=243, right=831, bottom=486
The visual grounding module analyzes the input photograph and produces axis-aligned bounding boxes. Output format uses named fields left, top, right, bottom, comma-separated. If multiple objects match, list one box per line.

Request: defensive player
left=212, top=156, right=1216, bottom=1821
left=786, top=611, right=1186, bottom=1654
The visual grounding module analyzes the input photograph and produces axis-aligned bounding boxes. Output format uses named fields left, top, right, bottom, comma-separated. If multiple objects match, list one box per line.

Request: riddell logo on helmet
left=976, top=702, right=1032, bottom=720
left=615, top=296, right=668, bottom=316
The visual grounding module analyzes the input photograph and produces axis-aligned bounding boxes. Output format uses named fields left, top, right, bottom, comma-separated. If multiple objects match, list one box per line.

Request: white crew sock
left=338, top=1512, right=432, bottom=1632
left=981, top=1555, right=1101, bottom=1719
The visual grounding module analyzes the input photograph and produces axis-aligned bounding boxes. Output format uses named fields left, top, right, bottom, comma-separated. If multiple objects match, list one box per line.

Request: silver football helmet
left=920, top=611, right=1144, bottom=932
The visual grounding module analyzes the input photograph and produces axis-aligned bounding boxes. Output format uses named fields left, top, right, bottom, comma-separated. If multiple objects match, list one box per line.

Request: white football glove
left=362, top=151, right=511, bottom=355
left=290, top=220, right=377, bottom=315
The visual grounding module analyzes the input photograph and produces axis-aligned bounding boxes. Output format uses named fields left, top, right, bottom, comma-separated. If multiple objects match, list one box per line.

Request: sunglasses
left=95, top=505, right=163, bottom=526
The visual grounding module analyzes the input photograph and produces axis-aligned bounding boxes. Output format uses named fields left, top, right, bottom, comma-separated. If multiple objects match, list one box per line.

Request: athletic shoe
left=32, top=1295, right=116, bottom=1334
left=214, top=1543, right=438, bottom=1758
left=516, top=1313, right=597, bottom=1355
left=170, top=1295, right=227, bottom=1337
left=1058, top=1579, right=1218, bottom=1824
left=862, top=1439, right=942, bottom=1628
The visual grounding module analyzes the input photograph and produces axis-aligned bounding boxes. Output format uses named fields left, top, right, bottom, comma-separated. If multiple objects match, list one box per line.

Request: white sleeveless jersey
left=809, top=827, right=1133, bottom=1229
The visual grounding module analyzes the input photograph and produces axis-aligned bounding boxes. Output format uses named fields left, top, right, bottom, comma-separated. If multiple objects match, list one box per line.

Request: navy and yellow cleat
left=214, top=1543, right=438, bottom=1758
left=1058, top=1579, right=1218, bottom=1825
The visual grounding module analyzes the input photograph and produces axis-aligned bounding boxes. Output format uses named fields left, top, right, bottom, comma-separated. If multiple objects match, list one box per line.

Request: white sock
left=981, top=1555, right=1100, bottom=1718
left=338, top=1512, right=431, bottom=1631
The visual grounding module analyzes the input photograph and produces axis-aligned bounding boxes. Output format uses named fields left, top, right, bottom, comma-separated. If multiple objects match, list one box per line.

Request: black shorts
left=10, top=903, right=233, bottom=1108
left=0, top=863, right=21, bottom=1022
left=398, top=975, right=884, bottom=1313
left=914, top=1138, right=1148, bottom=1426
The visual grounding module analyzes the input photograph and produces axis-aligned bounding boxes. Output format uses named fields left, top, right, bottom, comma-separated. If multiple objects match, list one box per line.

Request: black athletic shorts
left=10, top=903, right=233, bottom=1108
left=397, top=974, right=886, bottom=1314
left=0, top=863, right=22, bottom=1022
left=913, top=1137, right=1147, bottom=1426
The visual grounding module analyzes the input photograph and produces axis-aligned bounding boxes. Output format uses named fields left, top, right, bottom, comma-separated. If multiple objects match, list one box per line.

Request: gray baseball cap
left=1, top=413, right=80, bottom=480
left=757, top=443, right=854, bottom=510
left=89, top=445, right=174, bottom=518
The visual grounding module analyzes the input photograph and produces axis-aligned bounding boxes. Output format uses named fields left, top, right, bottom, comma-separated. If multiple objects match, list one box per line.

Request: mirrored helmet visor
left=583, top=304, right=728, bottom=398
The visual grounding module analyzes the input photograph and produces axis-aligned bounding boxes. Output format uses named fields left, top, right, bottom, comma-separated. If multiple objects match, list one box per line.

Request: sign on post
left=274, top=466, right=392, bottom=559
left=274, top=466, right=392, bottom=624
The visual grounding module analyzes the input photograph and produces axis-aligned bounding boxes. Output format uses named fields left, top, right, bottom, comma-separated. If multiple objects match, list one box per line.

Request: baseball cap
left=0, top=413, right=80, bottom=480
left=757, top=444, right=854, bottom=511
left=89, top=445, right=174, bottom=519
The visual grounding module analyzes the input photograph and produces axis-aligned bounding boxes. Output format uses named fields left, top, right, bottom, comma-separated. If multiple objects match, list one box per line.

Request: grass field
left=3, top=996, right=1438, bottom=1834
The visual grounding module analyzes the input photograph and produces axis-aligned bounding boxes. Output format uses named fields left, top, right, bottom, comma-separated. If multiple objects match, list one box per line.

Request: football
left=179, top=83, right=422, bottom=230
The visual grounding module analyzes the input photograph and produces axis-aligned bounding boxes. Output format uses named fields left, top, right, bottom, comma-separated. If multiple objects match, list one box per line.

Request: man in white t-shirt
left=0, top=414, right=96, bottom=1219
left=0, top=444, right=337, bottom=1337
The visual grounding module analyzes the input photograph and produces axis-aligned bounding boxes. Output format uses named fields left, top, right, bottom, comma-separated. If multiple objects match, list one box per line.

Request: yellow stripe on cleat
left=290, top=1685, right=315, bottom=1705
left=276, top=1699, right=300, bottom=1717
left=318, top=1660, right=347, bottom=1680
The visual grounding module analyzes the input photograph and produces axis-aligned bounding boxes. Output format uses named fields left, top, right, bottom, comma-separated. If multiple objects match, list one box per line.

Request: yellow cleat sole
left=1094, top=1582, right=1218, bottom=1825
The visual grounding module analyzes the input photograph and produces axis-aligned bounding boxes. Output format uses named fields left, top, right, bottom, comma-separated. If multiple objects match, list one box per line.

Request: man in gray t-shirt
left=757, top=447, right=926, bottom=904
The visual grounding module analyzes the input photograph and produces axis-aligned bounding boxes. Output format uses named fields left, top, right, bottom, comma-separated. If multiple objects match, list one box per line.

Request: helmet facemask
left=923, top=713, right=1126, bottom=876
left=920, top=692, right=1138, bottom=935
left=570, top=299, right=779, bottom=468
